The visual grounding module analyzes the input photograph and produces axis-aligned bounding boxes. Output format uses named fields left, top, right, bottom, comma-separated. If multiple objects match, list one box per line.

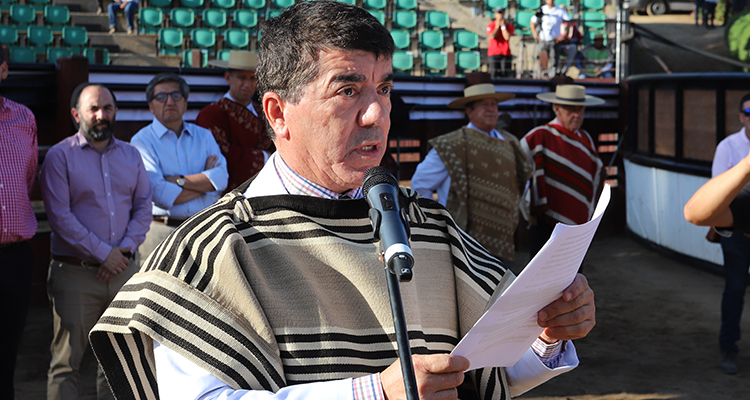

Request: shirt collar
left=467, top=121, right=505, bottom=140
left=273, top=154, right=363, bottom=200
left=74, top=131, right=118, bottom=151
left=224, top=91, right=259, bottom=117
left=0, top=96, right=8, bottom=113
left=151, top=117, right=189, bottom=138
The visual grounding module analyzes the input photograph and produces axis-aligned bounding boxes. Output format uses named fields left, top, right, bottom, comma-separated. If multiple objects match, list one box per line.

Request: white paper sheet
left=451, top=185, right=611, bottom=370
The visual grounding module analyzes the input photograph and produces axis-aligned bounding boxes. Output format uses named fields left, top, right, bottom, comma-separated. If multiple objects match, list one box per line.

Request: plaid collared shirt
left=274, top=153, right=363, bottom=199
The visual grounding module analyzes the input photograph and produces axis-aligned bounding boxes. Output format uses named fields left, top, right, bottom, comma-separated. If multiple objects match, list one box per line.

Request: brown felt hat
left=207, top=50, right=258, bottom=70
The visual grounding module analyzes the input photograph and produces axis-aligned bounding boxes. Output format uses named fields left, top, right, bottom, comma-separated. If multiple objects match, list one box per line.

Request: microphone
left=362, top=166, right=414, bottom=282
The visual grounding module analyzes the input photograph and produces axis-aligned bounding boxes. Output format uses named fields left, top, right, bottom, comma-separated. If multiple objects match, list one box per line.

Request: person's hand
left=97, top=266, right=115, bottom=282
left=380, top=354, right=469, bottom=400
left=204, top=154, right=219, bottom=170
left=99, top=247, right=130, bottom=282
left=119, top=2, right=126, bottom=8
left=537, top=273, right=596, bottom=342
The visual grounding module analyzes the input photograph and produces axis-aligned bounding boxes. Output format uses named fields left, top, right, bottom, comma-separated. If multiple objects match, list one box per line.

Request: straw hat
left=536, top=84, right=605, bottom=106
left=207, top=50, right=258, bottom=70
left=447, top=83, right=515, bottom=109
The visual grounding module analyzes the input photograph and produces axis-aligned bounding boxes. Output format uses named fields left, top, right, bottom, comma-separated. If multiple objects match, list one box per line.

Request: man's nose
left=360, top=90, right=390, bottom=127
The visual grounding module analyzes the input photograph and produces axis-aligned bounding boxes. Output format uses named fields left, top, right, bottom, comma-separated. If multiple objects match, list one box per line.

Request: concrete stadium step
left=111, top=52, right=181, bottom=67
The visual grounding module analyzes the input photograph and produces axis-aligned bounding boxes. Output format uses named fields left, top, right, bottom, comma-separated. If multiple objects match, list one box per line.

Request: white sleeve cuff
left=505, top=340, right=578, bottom=398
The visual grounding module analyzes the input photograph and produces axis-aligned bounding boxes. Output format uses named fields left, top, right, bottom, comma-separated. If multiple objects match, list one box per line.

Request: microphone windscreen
left=362, top=166, right=398, bottom=197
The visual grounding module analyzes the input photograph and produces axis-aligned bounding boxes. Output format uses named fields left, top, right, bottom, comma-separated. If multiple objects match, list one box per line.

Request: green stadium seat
left=223, top=27, right=249, bottom=48
left=27, top=25, right=53, bottom=51
left=390, top=29, right=410, bottom=50
left=392, top=50, right=413, bottom=73
left=455, top=50, right=481, bottom=72
left=272, top=0, right=294, bottom=8
left=422, top=50, right=447, bottom=74
left=582, top=0, right=605, bottom=9
left=582, top=10, right=606, bottom=29
left=453, top=30, right=478, bottom=50
left=180, top=0, right=204, bottom=8
left=367, top=9, right=384, bottom=25
left=62, top=26, right=87, bottom=52
left=216, top=48, right=231, bottom=61
left=183, top=48, right=208, bottom=67
left=582, top=29, right=606, bottom=45
left=485, top=0, right=507, bottom=10
left=211, top=0, right=235, bottom=8
left=170, top=7, right=195, bottom=28
left=202, top=8, right=227, bottom=30
left=44, top=5, right=70, bottom=33
left=424, top=10, right=449, bottom=29
left=518, top=0, right=540, bottom=9
left=83, top=47, right=111, bottom=65
left=233, top=9, right=257, bottom=29
left=191, top=27, right=216, bottom=50
left=392, top=10, right=416, bottom=30
left=158, top=27, right=184, bottom=54
left=336, top=0, right=356, bottom=4
left=395, top=0, right=417, bottom=10
left=266, top=8, right=282, bottom=18
left=362, top=0, right=386, bottom=9
left=46, top=46, right=72, bottom=63
left=0, top=24, right=18, bottom=45
left=243, top=0, right=265, bottom=9
left=555, top=0, right=571, bottom=6
left=0, top=0, right=17, bottom=13
left=9, top=46, right=35, bottom=62
left=10, top=4, right=35, bottom=27
left=27, top=0, right=49, bottom=13
left=419, top=29, right=443, bottom=50
left=515, top=10, right=534, bottom=35
left=139, top=7, right=164, bottom=34
left=149, top=0, right=173, bottom=8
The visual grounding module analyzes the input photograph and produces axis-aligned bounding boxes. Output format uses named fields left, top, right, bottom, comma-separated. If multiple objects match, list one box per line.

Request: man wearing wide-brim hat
left=196, top=50, right=274, bottom=192
left=411, top=83, right=534, bottom=262
left=520, top=84, right=605, bottom=257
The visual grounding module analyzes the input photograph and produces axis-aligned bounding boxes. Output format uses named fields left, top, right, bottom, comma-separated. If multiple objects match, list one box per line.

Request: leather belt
left=153, top=216, right=186, bottom=227
left=52, top=254, right=100, bottom=268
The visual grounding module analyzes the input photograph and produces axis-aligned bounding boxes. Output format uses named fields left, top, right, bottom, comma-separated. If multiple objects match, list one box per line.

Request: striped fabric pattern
left=90, top=188, right=515, bottom=400
left=520, top=119, right=603, bottom=225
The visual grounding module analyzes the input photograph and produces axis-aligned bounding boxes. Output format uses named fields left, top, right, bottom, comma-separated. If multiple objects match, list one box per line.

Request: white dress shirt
left=154, top=153, right=579, bottom=400
left=712, top=127, right=750, bottom=177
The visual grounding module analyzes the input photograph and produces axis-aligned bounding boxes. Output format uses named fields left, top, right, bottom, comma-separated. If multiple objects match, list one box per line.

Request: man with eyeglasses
left=520, top=84, right=605, bottom=257
left=196, top=50, right=274, bottom=192
left=130, top=72, right=228, bottom=261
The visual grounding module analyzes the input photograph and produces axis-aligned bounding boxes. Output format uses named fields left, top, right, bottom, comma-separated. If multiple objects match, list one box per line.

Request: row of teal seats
left=0, top=0, right=55, bottom=12
left=392, top=50, right=482, bottom=75
left=6, top=4, right=71, bottom=29
left=0, top=25, right=86, bottom=48
left=158, top=26, right=256, bottom=54
left=514, top=10, right=606, bottom=34
left=9, top=45, right=109, bottom=64
left=392, top=29, right=478, bottom=53
left=489, top=0, right=605, bottom=11
left=146, top=0, right=416, bottom=11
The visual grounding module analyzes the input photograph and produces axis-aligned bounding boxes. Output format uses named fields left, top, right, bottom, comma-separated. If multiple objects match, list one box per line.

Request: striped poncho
left=520, top=118, right=603, bottom=226
left=89, top=185, right=515, bottom=400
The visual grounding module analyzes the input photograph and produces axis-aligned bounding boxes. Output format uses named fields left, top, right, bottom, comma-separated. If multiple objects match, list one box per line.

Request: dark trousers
left=489, top=54, right=513, bottom=78
left=0, top=241, right=33, bottom=400
left=719, top=232, right=750, bottom=356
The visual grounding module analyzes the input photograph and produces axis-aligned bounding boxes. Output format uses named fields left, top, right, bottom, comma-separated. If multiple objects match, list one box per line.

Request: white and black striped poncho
left=89, top=185, right=515, bottom=400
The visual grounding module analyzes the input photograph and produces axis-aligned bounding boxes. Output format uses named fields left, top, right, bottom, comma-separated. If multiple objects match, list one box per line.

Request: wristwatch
left=176, top=175, right=185, bottom=187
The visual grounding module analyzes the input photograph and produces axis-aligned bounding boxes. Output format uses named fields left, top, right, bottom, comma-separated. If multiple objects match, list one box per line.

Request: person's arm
left=409, top=148, right=450, bottom=205
left=200, top=131, right=230, bottom=193
left=118, top=154, right=153, bottom=252
left=684, top=152, right=750, bottom=227
left=530, top=17, right=539, bottom=41
left=131, top=135, right=183, bottom=210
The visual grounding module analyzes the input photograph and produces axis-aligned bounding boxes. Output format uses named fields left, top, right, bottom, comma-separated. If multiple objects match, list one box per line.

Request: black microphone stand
left=384, top=245, right=419, bottom=400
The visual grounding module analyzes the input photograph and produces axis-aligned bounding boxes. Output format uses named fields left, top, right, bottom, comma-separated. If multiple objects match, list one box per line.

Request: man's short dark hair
left=740, top=93, right=750, bottom=112
left=257, top=0, right=394, bottom=106
left=70, top=83, right=117, bottom=128
left=146, top=72, right=190, bottom=102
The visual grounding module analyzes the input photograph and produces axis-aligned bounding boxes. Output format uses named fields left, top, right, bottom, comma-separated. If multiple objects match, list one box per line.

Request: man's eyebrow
left=381, top=72, right=394, bottom=83
left=331, top=73, right=366, bottom=83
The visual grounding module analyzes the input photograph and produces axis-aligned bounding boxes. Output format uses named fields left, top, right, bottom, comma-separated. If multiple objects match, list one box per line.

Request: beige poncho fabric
left=430, top=127, right=533, bottom=261
left=89, top=186, right=515, bottom=400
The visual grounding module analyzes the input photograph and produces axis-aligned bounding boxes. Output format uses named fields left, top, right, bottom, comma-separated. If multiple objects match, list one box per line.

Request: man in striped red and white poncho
left=521, top=84, right=605, bottom=257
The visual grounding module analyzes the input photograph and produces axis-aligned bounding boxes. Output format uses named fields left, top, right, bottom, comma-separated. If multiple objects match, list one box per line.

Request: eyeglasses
left=151, top=91, right=185, bottom=103
left=743, top=108, right=750, bottom=116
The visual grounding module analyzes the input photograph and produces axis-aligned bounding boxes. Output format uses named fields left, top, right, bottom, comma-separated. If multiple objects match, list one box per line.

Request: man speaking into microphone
left=90, top=2, right=596, bottom=399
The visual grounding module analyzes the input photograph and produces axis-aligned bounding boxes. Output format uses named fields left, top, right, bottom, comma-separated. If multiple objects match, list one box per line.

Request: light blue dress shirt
left=130, top=118, right=229, bottom=218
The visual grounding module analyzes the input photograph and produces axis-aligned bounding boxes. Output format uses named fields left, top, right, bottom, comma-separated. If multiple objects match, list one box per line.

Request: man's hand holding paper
left=538, top=273, right=596, bottom=343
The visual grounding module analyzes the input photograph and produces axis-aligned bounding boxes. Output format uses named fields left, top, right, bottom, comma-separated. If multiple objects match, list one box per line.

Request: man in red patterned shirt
left=0, top=46, right=38, bottom=399
left=196, top=50, right=274, bottom=192
left=520, top=84, right=604, bottom=257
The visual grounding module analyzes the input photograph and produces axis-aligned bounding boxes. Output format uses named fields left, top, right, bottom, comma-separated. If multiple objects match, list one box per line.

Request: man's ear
left=71, top=107, right=81, bottom=124
left=263, top=92, right=289, bottom=140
